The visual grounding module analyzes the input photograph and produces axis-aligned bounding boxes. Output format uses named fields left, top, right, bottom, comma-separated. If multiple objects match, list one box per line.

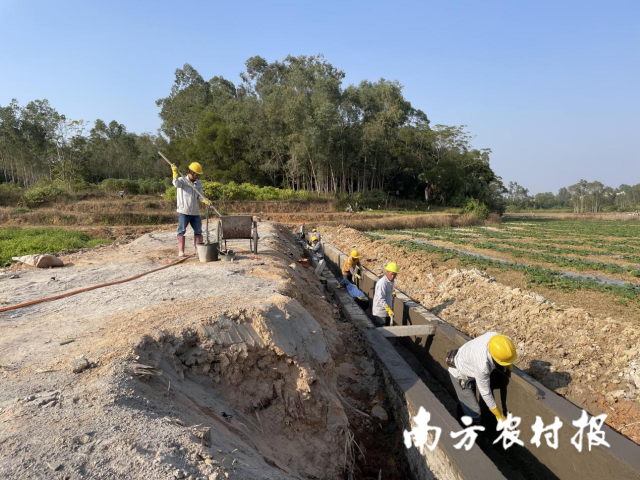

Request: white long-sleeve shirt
left=173, top=176, right=204, bottom=216
left=449, top=331, right=499, bottom=410
left=372, top=275, right=394, bottom=317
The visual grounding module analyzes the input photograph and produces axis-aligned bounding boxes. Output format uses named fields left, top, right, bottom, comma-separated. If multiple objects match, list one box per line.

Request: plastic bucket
left=196, top=242, right=219, bottom=263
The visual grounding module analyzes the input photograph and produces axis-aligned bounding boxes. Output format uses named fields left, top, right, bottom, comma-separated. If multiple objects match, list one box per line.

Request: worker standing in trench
left=447, top=332, right=517, bottom=425
left=308, top=235, right=326, bottom=276
left=342, top=249, right=361, bottom=284
left=371, top=262, right=399, bottom=326
left=171, top=162, right=211, bottom=257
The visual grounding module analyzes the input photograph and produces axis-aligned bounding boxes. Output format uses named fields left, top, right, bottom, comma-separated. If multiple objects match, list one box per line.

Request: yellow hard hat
left=188, top=162, right=203, bottom=175
left=312, top=228, right=317, bottom=232
left=385, top=262, right=399, bottom=273
left=350, top=249, right=360, bottom=259
left=311, top=236, right=318, bottom=242
left=488, top=335, right=517, bottom=366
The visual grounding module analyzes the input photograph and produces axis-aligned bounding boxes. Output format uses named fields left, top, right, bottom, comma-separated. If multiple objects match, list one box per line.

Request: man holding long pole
left=171, top=162, right=210, bottom=257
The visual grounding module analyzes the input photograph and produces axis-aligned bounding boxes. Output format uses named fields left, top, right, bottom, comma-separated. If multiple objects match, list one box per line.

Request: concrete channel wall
left=311, top=251, right=505, bottom=479
left=322, top=242, right=640, bottom=480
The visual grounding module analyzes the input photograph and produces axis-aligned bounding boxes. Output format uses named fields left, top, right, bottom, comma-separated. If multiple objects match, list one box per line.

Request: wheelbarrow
left=218, top=215, right=259, bottom=254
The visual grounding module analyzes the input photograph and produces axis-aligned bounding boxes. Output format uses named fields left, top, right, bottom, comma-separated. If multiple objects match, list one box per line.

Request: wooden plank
left=377, top=325, right=436, bottom=338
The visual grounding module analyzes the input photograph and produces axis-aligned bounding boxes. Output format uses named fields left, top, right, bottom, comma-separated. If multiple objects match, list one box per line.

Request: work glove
left=354, top=273, right=361, bottom=280
left=171, top=164, right=178, bottom=179
left=203, top=198, right=212, bottom=206
left=392, top=290, right=396, bottom=297
left=490, top=407, right=506, bottom=423
left=385, top=305, right=394, bottom=317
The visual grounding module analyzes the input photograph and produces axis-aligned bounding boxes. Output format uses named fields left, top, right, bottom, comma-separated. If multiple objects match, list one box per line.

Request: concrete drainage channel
left=309, top=240, right=640, bottom=480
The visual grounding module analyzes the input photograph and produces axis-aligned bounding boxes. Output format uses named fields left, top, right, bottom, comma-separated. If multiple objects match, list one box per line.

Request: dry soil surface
left=0, top=225, right=403, bottom=479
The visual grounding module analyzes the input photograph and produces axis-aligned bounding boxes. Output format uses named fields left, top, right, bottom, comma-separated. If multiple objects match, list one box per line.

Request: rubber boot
left=194, top=235, right=204, bottom=254
left=177, top=236, right=186, bottom=257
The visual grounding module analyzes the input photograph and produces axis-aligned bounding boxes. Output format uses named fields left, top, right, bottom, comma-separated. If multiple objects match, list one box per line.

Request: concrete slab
left=378, top=325, right=437, bottom=338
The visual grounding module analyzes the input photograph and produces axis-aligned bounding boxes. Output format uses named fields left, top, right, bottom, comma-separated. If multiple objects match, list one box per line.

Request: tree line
left=157, top=55, right=505, bottom=209
left=0, top=99, right=167, bottom=186
left=506, top=180, right=640, bottom=212
left=1, top=54, right=506, bottom=210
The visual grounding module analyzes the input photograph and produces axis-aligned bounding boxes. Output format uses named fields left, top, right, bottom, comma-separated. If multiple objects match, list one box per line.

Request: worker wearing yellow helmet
left=311, top=227, right=321, bottom=242
left=308, top=235, right=324, bottom=260
left=171, top=162, right=210, bottom=257
left=371, top=262, right=399, bottom=326
left=447, top=332, right=517, bottom=425
left=342, top=249, right=361, bottom=284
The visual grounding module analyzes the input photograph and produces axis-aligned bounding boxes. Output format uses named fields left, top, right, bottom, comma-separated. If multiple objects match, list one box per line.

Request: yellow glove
left=385, top=305, right=394, bottom=317
left=171, top=164, right=178, bottom=179
left=354, top=273, right=361, bottom=280
left=490, top=407, right=506, bottom=423
left=203, top=198, right=212, bottom=206
left=392, top=290, right=396, bottom=297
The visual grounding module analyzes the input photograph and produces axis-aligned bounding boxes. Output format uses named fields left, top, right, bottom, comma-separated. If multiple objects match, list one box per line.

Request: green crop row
left=380, top=228, right=640, bottom=279
left=390, top=239, right=640, bottom=301
left=406, top=225, right=640, bottom=257
left=501, top=219, right=640, bottom=239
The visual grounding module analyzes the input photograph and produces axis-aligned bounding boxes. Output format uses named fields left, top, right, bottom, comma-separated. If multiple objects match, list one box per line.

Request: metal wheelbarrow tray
left=218, top=215, right=259, bottom=254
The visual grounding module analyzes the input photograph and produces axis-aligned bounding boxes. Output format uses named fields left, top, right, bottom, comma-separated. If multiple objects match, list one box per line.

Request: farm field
left=375, top=217, right=640, bottom=309
left=322, top=218, right=640, bottom=444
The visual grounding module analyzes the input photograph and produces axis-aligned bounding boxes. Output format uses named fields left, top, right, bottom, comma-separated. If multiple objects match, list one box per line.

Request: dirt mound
left=124, top=297, right=348, bottom=479
left=0, top=225, right=356, bottom=479
left=323, top=226, right=640, bottom=443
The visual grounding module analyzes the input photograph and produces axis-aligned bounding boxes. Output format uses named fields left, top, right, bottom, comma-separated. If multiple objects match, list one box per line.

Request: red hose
left=0, top=254, right=195, bottom=314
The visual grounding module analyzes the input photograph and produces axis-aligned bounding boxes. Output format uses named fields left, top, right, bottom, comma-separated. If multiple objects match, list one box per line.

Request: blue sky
left=1, top=0, right=638, bottom=194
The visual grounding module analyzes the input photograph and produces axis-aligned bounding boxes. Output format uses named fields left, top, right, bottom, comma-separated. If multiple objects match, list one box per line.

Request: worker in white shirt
left=371, top=262, right=399, bottom=326
left=447, top=332, right=517, bottom=425
left=171, top=162, right=211, bottom=257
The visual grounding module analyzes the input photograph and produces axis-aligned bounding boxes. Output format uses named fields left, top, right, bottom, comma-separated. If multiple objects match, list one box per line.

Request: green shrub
left=167, top=181, right=329, bottom=203
left=164, top=186, right=177, bottom=201
left=336, top=189, right=389, bottom=210
left=99, top=178, right=140, bottom=194
left=0, top=183, right=23, bottom=206
left=22, top=181, right=70, bottom=207
left=138, top=179, right=166, bottom=195
left=461, top=198, right=490, bottom=220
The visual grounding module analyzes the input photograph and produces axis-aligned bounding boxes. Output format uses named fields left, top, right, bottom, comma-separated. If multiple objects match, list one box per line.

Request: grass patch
left=0, top=228, right=109, bottom=267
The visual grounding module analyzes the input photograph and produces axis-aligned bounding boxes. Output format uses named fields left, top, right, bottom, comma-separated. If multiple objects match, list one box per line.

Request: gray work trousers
left=449, top=372, right=482, bottom=422
left=314, top=259, right=326, bottom=277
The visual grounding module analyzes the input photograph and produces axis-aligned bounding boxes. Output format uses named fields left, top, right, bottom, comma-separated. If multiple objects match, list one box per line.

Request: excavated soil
left=0, top=224, right=407, bottom=479
left=321, top=226, right=640, bottom=444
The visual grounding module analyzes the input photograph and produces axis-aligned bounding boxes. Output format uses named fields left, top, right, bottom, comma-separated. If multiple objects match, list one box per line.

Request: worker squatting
left=303, top=227, right=610, bottom=450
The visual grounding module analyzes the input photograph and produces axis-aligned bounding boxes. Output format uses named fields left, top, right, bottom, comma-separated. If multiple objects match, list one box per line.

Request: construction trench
left=0, top=222, right=639, bottom=479
left=315, top=241, right=640, bottom=480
